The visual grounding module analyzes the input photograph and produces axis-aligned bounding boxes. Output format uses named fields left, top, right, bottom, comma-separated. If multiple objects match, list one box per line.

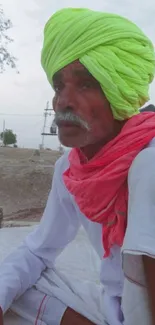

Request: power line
left=15, top=119, right=43, bottom=133
left=0, top=113, right=43, bottom=117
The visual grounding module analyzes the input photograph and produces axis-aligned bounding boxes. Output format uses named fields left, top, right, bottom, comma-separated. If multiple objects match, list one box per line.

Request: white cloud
left=0, top=0, right=155, bottom=149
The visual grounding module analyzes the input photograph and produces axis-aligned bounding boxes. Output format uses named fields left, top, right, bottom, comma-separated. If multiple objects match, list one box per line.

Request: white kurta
left=0, top=138, right=155, bottom=324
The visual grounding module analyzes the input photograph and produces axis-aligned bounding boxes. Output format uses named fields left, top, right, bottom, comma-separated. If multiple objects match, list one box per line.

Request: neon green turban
left=41, top=8, right=155, bottom=120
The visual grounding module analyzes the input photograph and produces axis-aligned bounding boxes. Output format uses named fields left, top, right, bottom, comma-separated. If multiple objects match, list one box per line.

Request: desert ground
left=0, top=147, right=61, bottom=227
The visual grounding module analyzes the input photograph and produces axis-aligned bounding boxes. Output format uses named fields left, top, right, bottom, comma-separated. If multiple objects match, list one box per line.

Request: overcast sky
left=0, top=0, right=155, bottom=149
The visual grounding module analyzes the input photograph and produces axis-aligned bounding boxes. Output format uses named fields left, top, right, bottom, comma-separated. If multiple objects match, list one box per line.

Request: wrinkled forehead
left=52, top=60, right=94, bottom=83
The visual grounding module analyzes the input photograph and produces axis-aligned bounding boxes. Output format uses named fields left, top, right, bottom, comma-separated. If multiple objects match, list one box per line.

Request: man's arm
left=61, top=307, right=95, bottom=325
left=0, top=307, right=3, bottom=325
left=0, top=306, right=95, bottom=325
left=143, top=256, right=155, bottom=325
left=0, top=156, right=80, bottom=318
left=0, top=306, right=96, bottom=325
left=122, top=148, right=155, bottom=323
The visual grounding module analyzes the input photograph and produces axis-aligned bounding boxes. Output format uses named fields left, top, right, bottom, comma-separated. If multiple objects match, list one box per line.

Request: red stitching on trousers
left=35, top=295, right=47, bottom=325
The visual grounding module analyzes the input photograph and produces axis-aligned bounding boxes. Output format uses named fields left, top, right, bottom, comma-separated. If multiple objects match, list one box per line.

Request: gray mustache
left=54, top=111, right=90, bottom=130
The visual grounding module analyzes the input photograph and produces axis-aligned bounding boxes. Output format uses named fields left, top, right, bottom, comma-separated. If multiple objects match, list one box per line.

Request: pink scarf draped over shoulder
left=63, top=112, right=155, bottom=257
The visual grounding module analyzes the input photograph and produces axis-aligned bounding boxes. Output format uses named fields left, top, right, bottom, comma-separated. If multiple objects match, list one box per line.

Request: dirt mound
left=0, top=147, right=61, bottom=221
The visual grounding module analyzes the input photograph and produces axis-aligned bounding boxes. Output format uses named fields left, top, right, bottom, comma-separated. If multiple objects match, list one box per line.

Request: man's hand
left=61, top=307, right=95, bottom=325
left=0, top=307, right=3, bottom=325
left=143, top=255, right=155, bottom=325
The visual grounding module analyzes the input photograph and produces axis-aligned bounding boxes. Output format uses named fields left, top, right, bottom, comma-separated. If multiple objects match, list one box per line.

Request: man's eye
left=55, top=87, right=59, bottom=93
left=80, top=82, right=93, bottom=89
left=54, top=86, right=60, bottom=93
left=54, top=84, right=63, bottom=93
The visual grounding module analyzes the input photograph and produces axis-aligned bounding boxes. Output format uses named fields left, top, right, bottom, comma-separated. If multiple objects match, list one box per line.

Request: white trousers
left=4, top=266, right=105, bottom=325
left=2, top=227, right=152, bottom=325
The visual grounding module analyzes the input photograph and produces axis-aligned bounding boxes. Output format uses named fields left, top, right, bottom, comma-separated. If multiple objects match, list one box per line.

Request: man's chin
left=59, top=139, right=77, bottom=148
left=58, top=134, right=87, bottom=148
left=58, top=128, right=88, bottom=148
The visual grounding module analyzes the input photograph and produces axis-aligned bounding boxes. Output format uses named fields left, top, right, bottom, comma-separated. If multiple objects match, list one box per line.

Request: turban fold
left=41, top=8, right=155, bottom=120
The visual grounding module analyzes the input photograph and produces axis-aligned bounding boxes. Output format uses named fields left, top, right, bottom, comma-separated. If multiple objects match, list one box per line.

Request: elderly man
left=1, top=7, right=155, bottom=325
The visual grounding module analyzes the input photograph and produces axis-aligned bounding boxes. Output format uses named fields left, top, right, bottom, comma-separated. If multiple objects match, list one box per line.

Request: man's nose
left=55, top=86, right=77, bottom=112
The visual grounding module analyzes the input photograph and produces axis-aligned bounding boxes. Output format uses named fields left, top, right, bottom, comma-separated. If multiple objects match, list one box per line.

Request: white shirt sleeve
left=122, top=147, right=155, bottom=286
left=0, top=155, right=80, bottom=321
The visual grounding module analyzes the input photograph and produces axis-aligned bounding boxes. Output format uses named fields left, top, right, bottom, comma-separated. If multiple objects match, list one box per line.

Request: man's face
left=53, top=61, right=115, bottom=148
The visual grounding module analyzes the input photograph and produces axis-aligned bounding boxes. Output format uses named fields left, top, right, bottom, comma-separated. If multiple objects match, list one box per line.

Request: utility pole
left=2, top=120, right=5, bottom=146
left=41, top=101, right=53, bottom=149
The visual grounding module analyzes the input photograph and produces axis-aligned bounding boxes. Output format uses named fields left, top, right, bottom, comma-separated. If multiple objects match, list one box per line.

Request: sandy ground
left=0, top=147, right=61, bottom=226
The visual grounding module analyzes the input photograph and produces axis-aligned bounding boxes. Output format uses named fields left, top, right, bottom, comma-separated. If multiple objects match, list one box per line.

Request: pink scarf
left=63, top=112, right=155, bottom=257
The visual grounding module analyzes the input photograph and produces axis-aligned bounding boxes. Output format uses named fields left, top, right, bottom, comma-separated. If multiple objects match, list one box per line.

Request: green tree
left=0, top=129, right=17, bottom=146
left=0, top=5, right=17, bottom=72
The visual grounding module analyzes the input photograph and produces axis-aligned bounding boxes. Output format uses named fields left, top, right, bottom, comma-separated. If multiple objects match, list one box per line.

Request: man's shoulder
left=129, top=146, right=155, bottom=182
left=55, top=150, right=70, bottom=175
